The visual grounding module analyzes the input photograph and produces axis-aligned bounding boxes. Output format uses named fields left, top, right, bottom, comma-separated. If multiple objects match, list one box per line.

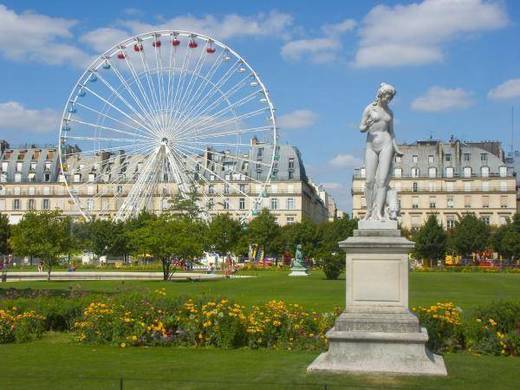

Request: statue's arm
left=359, top=105, right=372, bottom=133
left=388, top=116, right=404, bottom=156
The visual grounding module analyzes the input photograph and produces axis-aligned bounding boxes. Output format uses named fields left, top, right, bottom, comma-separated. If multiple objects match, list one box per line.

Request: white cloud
left=411, top=87, right=473, bottom=112
left=0, top=5, right=90, bottom=66
left=278, top=109, right=318, bottom=129
left=80, top=27, right=131, bottom=53
left=281, top=18, right=356, bottom=64
left=488, top=79, right=520, bottom=100
left=354, top=0, right=508, bottom=67
left=120, top=11, right=294, bottom=41
left=321, top=182, right=344, bottom=191
left=322, top=19, right=356, bottom=36
left=0, top=101, right=60, bottom=133
left=281, top=38, right=341, bottom=63
left=329, top=154, right=362, bottom=169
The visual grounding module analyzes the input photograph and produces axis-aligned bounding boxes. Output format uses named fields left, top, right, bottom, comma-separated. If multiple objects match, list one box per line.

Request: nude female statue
left=359, top=82, right=402, bottom=221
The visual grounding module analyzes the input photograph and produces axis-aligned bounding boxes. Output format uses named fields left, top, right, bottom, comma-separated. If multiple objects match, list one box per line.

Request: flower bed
left=0, top=308, right=46, bottom=343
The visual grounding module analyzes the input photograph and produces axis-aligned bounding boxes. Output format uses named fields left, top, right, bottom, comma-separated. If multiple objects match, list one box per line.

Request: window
left=86, top=199, right=94, bottom=211
left=287, top=184, right=294, bottom=193
left=239, top=184, right=246, bottom=194
left=481, top=166, right=489, bottom=177
left=239, top=198, right=245, bottom=210
left=445, top=154, right=452, bottom=162
left=446, top=167, right=454, bottom=178
left=116, top=185, right=123, bottom=194
left=360, top=168, right=366, bottom=178
left=88, top=173, right=96, bottom=182
left=15, top=162, right=23, bottom=172
left=395, top=155, right=402, bottom=163
left=482, top=196, right=489, bottom=208
left=28, top=187, right=35, bottom=195
left=14, top=187, right=20, bottom=195
left=411, top=167, right=420, bottom=178
left=288, top=157, right=295, bottom=170
left=428, top=167, right=436, bottom=178
left=412, top=182, right=418, bottom=192
left=28, top=199, right=35, bottom=210
left=447, top=216, right=456, bottom=229
left=87, top=186, right=95, bottom=196
left=481, top=215, right=490, bottom=225
left=43, top=187, right=50, bottom=195
left=447, top=196, right=454, bottom=208
left=28, top=172, right=35, bottom=182
left=44, top=162, right=51, bottom=171
left=43, top=199, right=50, bottom=210
left=257, top=147, right=264, bottom=158
left=361, top=196, right=366, bottom=208
left=224, top=184, right=230, bottom=194
left=287, top=197, right=295, bottom=210
left=464, top=195, right=471, bottom=208
left=14, top=173, right=21, bottom=182
left=286, top=216, right=295, bottom=225
left=271, top=184, right=277, bottom=193
left=44, top=173, right=50, bottom=182
left=429, top=196, right=436, bottom=209
left=0, top=173, right=6, bottom=183
left=428, top=155, right=434, bottom=164
left=464, top=153, right=471, bottom=162
left=412, top=155, right=418, bottom=163
left=428, top=182, right=436, bottom=192
left=482, top=181, right=489, bottom=192
left=223, top=198, right=230, bottom=210
left=208, top=184, right=214, bottom=194
left=501, top=196, right=508, bottom=208
left=394, top=168, right=402, bottom=178
left=288, top=171, right=294, bottom=180
left=271, top=198, right=278, bottom=210
left=500, top=181, right=508, bottom=192
left=412, top=197, right=419, bottom=209
left=499, top=166, right=507, bottom=177
left=1, top=162, right=7, bottom=172
left=13, top=199, right=20, bottom=210
left=464, top=182, right=471, bottom=192
left=207, top=199, right=214, bottom=210
left=481, top=153, right=488, bottom=162
left=463, top=167, right=472, bottom=178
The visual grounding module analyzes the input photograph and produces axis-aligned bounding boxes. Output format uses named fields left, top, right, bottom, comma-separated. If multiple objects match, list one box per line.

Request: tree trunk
left=162, top=258, right=170, bottom=281
left=47, top=264, right=52, bottom=281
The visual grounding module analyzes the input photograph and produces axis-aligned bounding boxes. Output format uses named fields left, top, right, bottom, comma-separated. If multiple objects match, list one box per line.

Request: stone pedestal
left=289, top=266, right=308, bottom=277
left=308, top=226, right=447, bottom=376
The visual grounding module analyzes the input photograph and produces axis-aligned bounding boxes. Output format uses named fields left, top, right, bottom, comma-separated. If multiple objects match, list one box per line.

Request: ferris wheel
left=58, top=30, right=277, bottom=221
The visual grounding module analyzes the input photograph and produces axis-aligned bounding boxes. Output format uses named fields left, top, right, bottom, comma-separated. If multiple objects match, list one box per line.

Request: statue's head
left=297, top=244, right=302, bottom=250
left=376, top=82, right=396, bottom=105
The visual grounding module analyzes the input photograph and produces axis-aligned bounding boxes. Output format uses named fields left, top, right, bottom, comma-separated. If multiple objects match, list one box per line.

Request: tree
left=316, top=215, right=357, bottom=257
left=449, top=214, right=490, bottom=259
left=129, top=215, right=206, bottom=280
left=413, top=214, right=448, bottom=267
left=207, top=214, right=243, bottom=256
left=278, top=218, right=320, bottom=259
left=492, top=214, right=520, bottom=261
left=0, top=213, right=10, bottom=256
left=167, top=186, right=203, bottom=220
left=10, top=211, right=77, bottom=280
left=247, top=209, right=280, bottom=260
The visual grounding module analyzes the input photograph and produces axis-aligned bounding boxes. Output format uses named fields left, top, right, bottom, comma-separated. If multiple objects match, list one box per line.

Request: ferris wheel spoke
left=153, top=43, right=167, bottom=118
left=174, top=60, right=240, bottom=130
left=81, top=85, right=157, bottom=135
left=171, top=42, right=209, bottom=132
left=65, top=119, right=153, bottom=141
left=92, top=72, right=161, bottom=137
left=74, top=102, right=155, bottom=139
left=117, top=56, right=164, bottom=132
left=179, top=73, right=251, bottom=130
left=173, top=50, right=226, bottom=130
left=179, top=125, right=274, bottom=142
left=168, top=44, right=194, bottom=136
left=63, top=140, right=156, bottom=158
left=137, top=49, right=163, bottom=128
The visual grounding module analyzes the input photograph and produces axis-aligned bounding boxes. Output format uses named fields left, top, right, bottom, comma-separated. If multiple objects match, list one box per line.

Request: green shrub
left=0, top=308, right=46, bottom=343
left=318, top=254, right=344, bottom=280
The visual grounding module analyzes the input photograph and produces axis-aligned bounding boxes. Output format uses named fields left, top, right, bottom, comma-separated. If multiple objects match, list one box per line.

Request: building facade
left=0, top=140, right=331, bottom=225
left=352, top=139, right=517, bottom=229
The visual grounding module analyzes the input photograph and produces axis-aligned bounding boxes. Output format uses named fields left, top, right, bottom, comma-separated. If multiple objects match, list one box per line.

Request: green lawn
left=2, top=332, right=518, bottom=389
left=2, top=271, right=520, bottom=389
left=3, top=271, right=520, bottom=313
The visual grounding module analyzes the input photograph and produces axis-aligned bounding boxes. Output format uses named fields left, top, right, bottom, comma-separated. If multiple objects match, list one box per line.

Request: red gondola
left=152, top=40, right=161, bottom=48
left=117, top=51, right=126, bottom=59
left=172, top=38, right=180, bottom=46
left=189, top=40, right=198, bottom=49
left=133, top=44, right=143, bottom=52
left=206, top=47, right=216, bottom=54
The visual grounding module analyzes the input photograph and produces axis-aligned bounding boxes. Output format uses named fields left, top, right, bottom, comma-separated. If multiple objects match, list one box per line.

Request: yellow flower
left=120, top=343, right=127, bottom=348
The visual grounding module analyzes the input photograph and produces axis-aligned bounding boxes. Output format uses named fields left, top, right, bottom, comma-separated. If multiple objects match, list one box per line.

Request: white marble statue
left=359, top=82, right=402, bottom=221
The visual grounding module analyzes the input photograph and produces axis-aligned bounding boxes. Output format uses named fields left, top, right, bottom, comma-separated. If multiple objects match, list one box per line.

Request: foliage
left=278, top=218, right=320, bottom=259
left=207, top=214, right=243, bottom=256
left=413, top=302, right=464, bottom=353
left=247, top=209, right=280, bottom=258
left=73, top=294, right=336, bottom=350
left=413, top=214, right=448, bottom=267
left=0, top=308, right=45, bottom=343
left=9, top=211, right=78, bottom=280
left=316, top=216, right=357, bottom=257
left=128, top=215, right=206, bottom=280
left=167, top=187, right=203, bottom=220
left=0, top=212, right=10, bottom=255
left=449, top=214, right=490, bottom=258
left=316, top=253, right=344, bottom=280
left=492, top=214, right=520, bottom=260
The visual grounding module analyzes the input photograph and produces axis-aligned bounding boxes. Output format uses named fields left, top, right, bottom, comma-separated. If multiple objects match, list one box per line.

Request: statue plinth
left=308, top=225, right=447, bottom=376
left=288, top=266, right=309, bottom=277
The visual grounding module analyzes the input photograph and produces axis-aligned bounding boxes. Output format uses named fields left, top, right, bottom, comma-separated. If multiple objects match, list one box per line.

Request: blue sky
left=0, top=0, right=519, bottom=212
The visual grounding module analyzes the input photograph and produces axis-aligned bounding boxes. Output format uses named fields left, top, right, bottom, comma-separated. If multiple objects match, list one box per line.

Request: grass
left=2, top=271, right=519, bottom=313
left=2, top=271, right=520, bottom=389
left=2, top=332, right=518, bottom=389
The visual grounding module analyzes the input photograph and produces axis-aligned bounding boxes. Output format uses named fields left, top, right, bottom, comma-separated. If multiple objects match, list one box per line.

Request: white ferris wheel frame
left=58, top=30, right=278, bottom=221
